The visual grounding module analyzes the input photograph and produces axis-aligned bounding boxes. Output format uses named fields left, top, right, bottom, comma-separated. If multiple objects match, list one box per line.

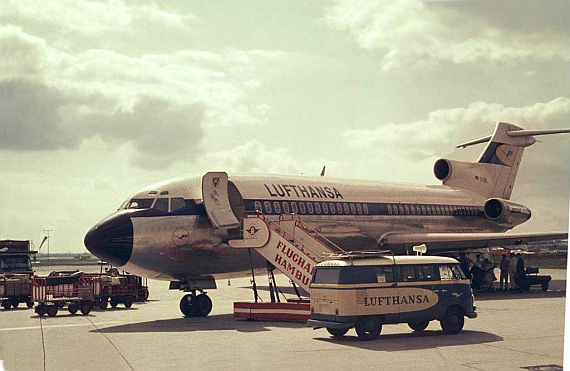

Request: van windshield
left=313, top=268, right=340, bottom=284
left=313, top=266, right=395, bottom=284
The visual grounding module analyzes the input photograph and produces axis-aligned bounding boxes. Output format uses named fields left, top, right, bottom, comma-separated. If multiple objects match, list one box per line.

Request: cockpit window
left=126, top=198, right=154, bottom=209
left=171, top=198, right=186, bottom=212
left=153, top=198, right=169, bottom=213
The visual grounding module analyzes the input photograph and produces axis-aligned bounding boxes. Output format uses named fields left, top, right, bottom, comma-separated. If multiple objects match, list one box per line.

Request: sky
left=0, top=0, right=569, bottom=253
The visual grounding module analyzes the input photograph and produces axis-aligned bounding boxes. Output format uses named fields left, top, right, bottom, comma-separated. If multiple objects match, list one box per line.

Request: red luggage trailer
left=32, top=273, right=98, bottom=316
left=0, top=274, right=34, bottom=310
left=83, top=272, right=147, bottom=310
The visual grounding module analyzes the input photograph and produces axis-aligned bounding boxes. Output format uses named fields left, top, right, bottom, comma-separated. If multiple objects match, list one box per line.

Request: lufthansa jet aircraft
left=84, top=122, right=569, bottom=316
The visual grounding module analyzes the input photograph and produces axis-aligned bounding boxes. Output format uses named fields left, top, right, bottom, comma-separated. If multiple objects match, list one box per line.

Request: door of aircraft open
left=202, top=172, right=240, bottom=229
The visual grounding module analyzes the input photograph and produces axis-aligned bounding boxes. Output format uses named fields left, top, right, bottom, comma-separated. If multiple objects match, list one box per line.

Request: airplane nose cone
left=84, top=213, right=133, bottom=267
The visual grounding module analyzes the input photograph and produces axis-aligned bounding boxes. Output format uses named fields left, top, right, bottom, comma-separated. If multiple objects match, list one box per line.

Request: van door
left=202, top=172, right=240, bottom=229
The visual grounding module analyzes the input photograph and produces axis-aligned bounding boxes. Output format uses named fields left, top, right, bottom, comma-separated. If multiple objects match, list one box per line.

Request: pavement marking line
left=0, top=321, right=120, bottom=332
left=84, top=317, right=135, bottom=371
left=39, top=316, right=46, bottom=371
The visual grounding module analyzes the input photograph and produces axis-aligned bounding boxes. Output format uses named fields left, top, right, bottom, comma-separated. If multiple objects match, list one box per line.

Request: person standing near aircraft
left=516, top=253, right=526, bottom=285
left=509, top=252, right=518, bottom=290
left=499, top=254, right=509, bottom=290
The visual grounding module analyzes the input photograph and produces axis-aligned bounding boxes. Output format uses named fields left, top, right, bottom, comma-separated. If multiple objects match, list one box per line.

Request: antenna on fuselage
left=320, top=166, right=326, bottom=177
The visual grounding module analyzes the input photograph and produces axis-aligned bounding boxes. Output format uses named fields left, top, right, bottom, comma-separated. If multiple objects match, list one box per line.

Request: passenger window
left=282, top=202, right=290, bottom=214
left=299, top=202, right=306, bottom=214
left=171, top=197, right=186, bottom=212
left=254, top=201, right=262, bottom=212
left=363, top=204, right=369, bottom=214
left=427, top=205, right=431, bottom=215
left=421, top=205, right=426, bottom=214
left=336, top=203, right=343, bottom=214
left=399, top=205, right=404, bottom=214
left=322, top=203, right=328, bottom=214
left=153, top=198, right=168, bottom=212
left=398, top=266, right=416, bottom=282
left=329, top=203, right=336, bottom=214
left=273, top=202, right=281, bottom=214
left=350, top=203, right=356, bottom=214
left=291, top=202, right=298, bottom=214
left=387, top=204, right=393, bottom=214
left=343, top=203, right=349, bottom=214
left=410, top=205, right=416, bottom=215
left=393, top=204, right=398, bottom=214
left=357, top=204, right=362, bottom=214
left=417, top=265, right=437, bottom=281
left=315, top=202, right=321, bottom=214
left=404, top=205, right=410, bottom=214
left=307, top=202, right=314, bottom=214
left=264, top=201, right=271, bottom=214
left=375, top=266, right=394, bottom=283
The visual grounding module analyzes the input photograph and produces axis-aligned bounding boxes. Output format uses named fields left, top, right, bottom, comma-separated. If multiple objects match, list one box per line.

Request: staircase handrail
left=294, top=219, right=347, bottom=254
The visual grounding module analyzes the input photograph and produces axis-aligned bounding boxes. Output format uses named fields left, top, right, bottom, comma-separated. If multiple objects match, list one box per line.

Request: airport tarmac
left=0, top=268, right=566, bottom=371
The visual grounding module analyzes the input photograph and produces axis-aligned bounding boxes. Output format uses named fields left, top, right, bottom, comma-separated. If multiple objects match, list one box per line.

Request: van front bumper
left=466, top=312, right=478, bottom=319
left=307, top=319, right=353, bottom=330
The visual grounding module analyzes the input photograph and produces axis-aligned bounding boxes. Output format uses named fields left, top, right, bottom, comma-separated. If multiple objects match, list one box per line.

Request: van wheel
left=326, top=328, right=348, bottom=337
left=355, top=317, right=382, bottom=341
left=440, top=308, right=464, bottom=334
left=408, top=321, right=429, bottom=332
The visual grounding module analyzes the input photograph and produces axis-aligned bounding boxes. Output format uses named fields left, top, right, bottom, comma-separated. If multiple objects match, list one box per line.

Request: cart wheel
left=2, top=300, right=12, bottom=310
left=124, top=297, right=133, bottom=309
left=36, top=304, right=47, bottom=316
left=26, top=299, right=34, bottom=309
left=11, top=298, right=20, bottom=308
left=68, top=305, right=78, bottom=315
left=80, top=303, right=92, bottom=315
left=99, top=299, right=108, bottom=310
left=541, top=282, right=549, bottom=292
left=355, top=316, right=382, bottom=341
left=47, top=305, right=58, bottom=317
left=110, top=299, right=119, bottom=308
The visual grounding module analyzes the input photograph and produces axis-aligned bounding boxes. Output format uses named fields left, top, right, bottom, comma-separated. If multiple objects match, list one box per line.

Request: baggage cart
left=0, top=274, right=34, bottom=310
left=32, top=271, right=97, bottom=316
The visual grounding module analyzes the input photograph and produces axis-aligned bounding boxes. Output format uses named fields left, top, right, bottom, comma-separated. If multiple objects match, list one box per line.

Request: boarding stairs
left=228, top=213, right=346, bottom=293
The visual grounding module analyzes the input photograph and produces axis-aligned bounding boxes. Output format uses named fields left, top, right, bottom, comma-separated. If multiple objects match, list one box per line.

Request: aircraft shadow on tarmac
left=94, top=313, right=307, bottom=334
left=314, top=330, right=503, bottom=352
left=474, top=282, right=566, bottom=302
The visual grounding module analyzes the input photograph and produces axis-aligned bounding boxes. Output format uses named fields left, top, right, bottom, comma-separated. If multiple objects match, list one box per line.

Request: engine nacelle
left=483, top=198, right=531, bottom=227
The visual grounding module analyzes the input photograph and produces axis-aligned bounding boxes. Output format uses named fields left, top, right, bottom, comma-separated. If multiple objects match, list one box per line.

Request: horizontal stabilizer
left=456, top=126, right=569, bottom=148
left=378, top=231, right=568, bottom=254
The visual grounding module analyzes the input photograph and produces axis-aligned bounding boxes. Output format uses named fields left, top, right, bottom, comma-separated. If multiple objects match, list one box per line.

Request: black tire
left=440, top=308, right=464, bottom=334
left=194, top=294, right=212, bottom=317
left=36, top=304, right=47, bottom=316
left=180, top=294, right=193, bottom=317
left=408, top=321, right=429, bottom=332
left=326, top=328, right=349, bottom=337
left=11, top=298, right=20, bottom=308
left=26, top=299, right=34, bottom=309
left=47, top=305, right=58, bottom=317
left=99, top=299, right=108, bottom=310
left=541, top=282, right=549, bottom=292
left=110, top=298, right=119, bottom=308
left=124, top=297, right=133, bottom=309
left=80, top=303, right=92, bottom=315
left=355, top=317, right=382, bottom=341
left=2, top=300, right=12, bottom=310
left=68, top=305, right=78, bottom=315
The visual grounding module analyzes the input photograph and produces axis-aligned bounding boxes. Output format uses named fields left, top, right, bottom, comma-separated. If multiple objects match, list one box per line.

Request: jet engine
left=483, top=198, right=531, bottom=227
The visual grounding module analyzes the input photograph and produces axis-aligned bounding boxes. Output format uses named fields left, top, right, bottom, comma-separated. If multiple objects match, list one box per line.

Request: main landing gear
left=179, top=290, right=212, bottom=317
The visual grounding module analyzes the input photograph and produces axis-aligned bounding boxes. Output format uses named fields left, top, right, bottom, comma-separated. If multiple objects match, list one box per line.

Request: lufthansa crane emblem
left=247, top=225, right=260, bottom=237
left=173, top=227, right=190, bottom=246
left=212, top=177, right=220, bottom=187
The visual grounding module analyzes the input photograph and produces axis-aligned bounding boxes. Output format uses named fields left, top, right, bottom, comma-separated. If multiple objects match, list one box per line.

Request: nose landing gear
left=179, top=291, right=212, bottom=317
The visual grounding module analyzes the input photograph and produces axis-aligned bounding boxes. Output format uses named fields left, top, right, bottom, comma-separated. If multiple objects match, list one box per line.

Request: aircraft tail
left=434, top=122, right=569, bottom=200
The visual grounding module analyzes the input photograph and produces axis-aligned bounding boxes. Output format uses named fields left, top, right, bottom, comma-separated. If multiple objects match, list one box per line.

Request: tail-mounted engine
left=483, top=198, right=531, bottom=227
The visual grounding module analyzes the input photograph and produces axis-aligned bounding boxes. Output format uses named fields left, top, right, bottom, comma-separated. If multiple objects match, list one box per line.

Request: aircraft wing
left=378, top=231, right=568, bottom=254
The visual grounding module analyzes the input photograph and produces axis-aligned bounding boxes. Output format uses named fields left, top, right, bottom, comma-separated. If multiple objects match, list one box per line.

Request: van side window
left=452, top=265, right=466, bottom=279
left=439, top=265, right=463, bottom=280
left=398, top=266, right=416, bottom=282
left=417, top=265, right=437, bottom=281
left=375, top=266, right=395, bottom=283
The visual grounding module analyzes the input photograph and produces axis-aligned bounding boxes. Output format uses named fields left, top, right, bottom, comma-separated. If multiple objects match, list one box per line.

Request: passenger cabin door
left=202, top=172, right=240, bottom=229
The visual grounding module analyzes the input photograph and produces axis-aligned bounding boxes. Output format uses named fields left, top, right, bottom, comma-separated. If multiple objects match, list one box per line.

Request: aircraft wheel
left=47, top=305, right=58, bottom=317
left=180, top=294, right=194, bottom=317
left=440, top=307, right=464, bottom=334
left=408, top=321, right=429, bottom=332
left=326, top=328, right=348, bottom=337
left=355, top=316, right=382, bottom=341
left=194, top=294, right=212, bottom=317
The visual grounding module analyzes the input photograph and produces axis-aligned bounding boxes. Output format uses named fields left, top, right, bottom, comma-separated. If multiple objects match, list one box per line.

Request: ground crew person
left=509, top=252, right=518, bottom=290
left=516, top=253, right=526, bottom=286
left=499, top=254, right=509, bottom=290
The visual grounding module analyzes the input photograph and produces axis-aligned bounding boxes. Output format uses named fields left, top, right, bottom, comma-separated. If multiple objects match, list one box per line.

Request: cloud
left=2, top=0, right=196, bottom=35
left=322, top=0, right=570, bottom=71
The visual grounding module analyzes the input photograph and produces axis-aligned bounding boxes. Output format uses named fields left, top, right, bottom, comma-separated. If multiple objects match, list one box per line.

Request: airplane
left=84, top=122, right=569, bottom=316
